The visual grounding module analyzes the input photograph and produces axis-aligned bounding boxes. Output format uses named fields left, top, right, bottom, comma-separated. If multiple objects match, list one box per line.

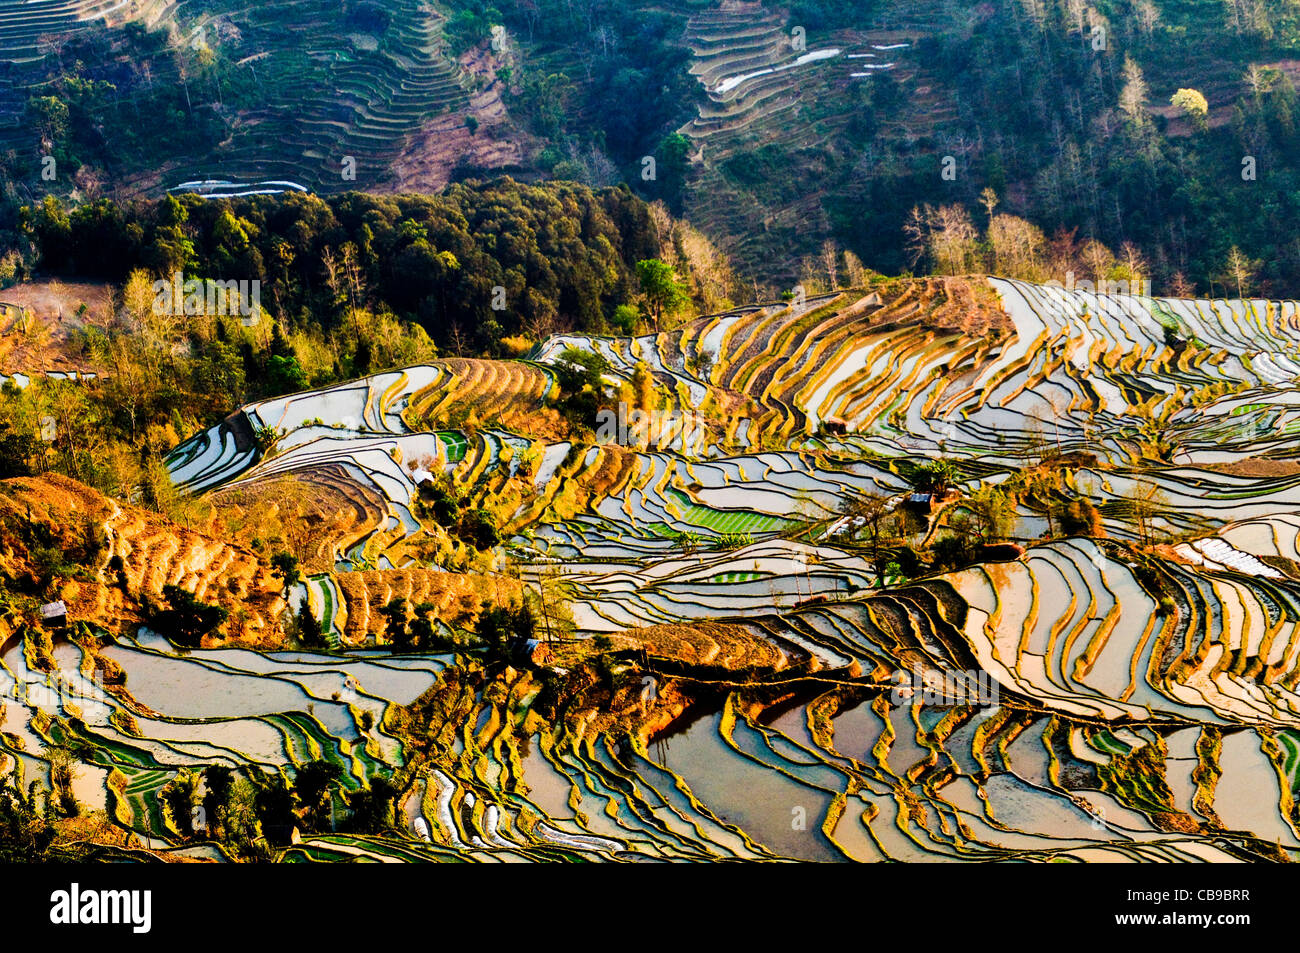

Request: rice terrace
left=0, top=0, right=1294, bottom=914
left=8, top=273, right=1300, bottom=866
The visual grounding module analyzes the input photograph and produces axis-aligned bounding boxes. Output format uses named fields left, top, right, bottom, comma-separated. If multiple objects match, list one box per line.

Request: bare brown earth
left=1198, top=458, right=1300, bottom=478
left=333, top=568, right=522, bottom=645
left=0, top=280, right=114, bottom=377
left=0, top=473, right=287, bottom=646
left=604, top=621, right=790, bottom=670
left=211, top=466, right=389, bottom=574
left=524, top=622, right=805, bottom=743
left=873, top=275, right=1014, bottom=337
left=382, top=44, right=528, bottom=194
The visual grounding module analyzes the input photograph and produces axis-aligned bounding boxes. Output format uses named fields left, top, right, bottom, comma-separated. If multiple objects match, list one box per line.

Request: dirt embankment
left=0, top=473, right=286, bottom=645
left=382, top=44, right=529, bottom=194
left=870, top=275, right=1014, bottom=338
left=0, top=280, right=115, bottom=378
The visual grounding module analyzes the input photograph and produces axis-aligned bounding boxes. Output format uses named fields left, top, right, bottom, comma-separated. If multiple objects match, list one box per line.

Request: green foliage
left=202, top=765, right=235, bottom=838
left=266, top=355, right=310, bottom=394
left=417, top=480, right=462, bottom=528
left=708, top=532, right=754, bottom=550
left=293, top=761, right=343, bottom=832
left=458, top=508, right=501, bottom=551
left=162, top=770, right=199, bottom=838
left=148, top=584, right=229, bottom=648
left=910, top=460, right=956, bottom=494
left=271, top=552, right=301, bottom=590
left=930, top=534, right=972, bottom=572
left=0, top=776, right=89, bottom=862
left=475, top=602, right=536, bottom=662
left=253, top=774, right=297, bottom=846
left=19, top=181, right=661, bottom=352
left=381, top=598, right=452, bottom=653
left=1058, top=499, right=1105, bottom=537
left=610, top=303, right=641, bottom=334
left=1171, top=88, right=1209, bottom=116
left=636, top=258, right=689, bottom=329
left=345, top=778, right=398, bottom=833
left=297, top=604, right=325, bottom=649
left=381, top=598, right=411, bottom=649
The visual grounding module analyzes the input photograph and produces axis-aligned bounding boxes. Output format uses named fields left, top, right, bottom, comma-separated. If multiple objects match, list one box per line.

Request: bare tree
left=1223, top=245, right=1258, bottom=298
left=447, top=322, right=469, bottom=358
left=1118, top=56, right=1150, bottom=125
left=820, top=239, right=839, bottom=290
left=979, top=186, right=999, bottom=222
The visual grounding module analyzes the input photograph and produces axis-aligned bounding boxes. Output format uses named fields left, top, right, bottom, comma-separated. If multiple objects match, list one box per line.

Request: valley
left=5, top=274, right=1300, bottom=862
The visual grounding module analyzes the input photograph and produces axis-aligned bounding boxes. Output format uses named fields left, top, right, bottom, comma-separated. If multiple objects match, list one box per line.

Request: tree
left=270, top=552, right=300, bottom=593
left=1135, top=0, right=1160, bottom=35
left=149, top=585, right=228, bottom=647
left=0, top=420, right=36, bottom=479
left=820, top=239, right=839, bottom=289
left=202, top=766, right=234, bottom=836
left=1024, top=470, right=1059, bottom=538
left=26, top=95, right=69, bottom=146
left=457, top=509, right=500, bottom=550
left=987, top=214, right=1046, bottom=279
left=842, top=492, right=899, bottom=588
left=407, top=602, right=440, bottom=651
left=979, top=187, right=999, bottom=222
left=47, top=747, right=78, bottom=817
left=475, top=603, right=536, bottom=661
left=964, top=484, right=1016, bottom=542
left=1171, top=88, right=1209, bottom=132
left=1125, top=480, right=1168, bottom=546
left=1059, top=498, right=1105, bottom=536
left=842, top=250, right=868, bottom=287
left=223, top=778, right=263, bottom=858
left=906, top=204, right=979, bottom=276
left=292, top=761, right=342, bottom=832
left=162, top=770, right=199, bottom=838
left=635, top=259, right=688, bottom=330
left=1081, top=239, right=1116, bottom=284
left=626, top=360, right=657, bottom=414
left=527, top=566, right=575, bottom=644
left=931, top=533, right=972, bottom=571
left=254, top=775, right=296, bottom=846
left=911, top=459, right=956, bottom=495
left=266, top=355, right=309, bottom=395
left=297, top=604, right=324, bottom=648
left=346, top=778, right=397, bottom=833
left=1222, top=246, right=1259, bottom=298
left=381, top=598, right=409, bottom=649
left=0, top=776, right=89, bottom=861
left=1119, top=56, right=1150, bottom=126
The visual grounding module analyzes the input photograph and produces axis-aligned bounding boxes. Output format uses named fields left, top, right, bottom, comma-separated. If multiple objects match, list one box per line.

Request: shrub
left=147, top=585, right=228, bottom=647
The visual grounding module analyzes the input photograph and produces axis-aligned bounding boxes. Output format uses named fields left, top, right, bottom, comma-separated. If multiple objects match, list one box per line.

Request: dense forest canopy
left=0, top=177, right=727, bottom=514
left=432, top=0, right=1300, bottom=295
left=17, top=178, right=663, bottom=351
left=5, top=0, right=1300, bottom=293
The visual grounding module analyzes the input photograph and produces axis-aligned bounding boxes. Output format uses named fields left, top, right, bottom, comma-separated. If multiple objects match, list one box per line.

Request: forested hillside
left=5, top=0, right=1300, bottom=291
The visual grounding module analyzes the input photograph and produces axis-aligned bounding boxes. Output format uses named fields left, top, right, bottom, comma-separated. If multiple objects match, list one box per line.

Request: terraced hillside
left=0, top=0, right=162, bottom=64
left=0, top=0, right=490, bottom=196
left=674, top=4, right=932, bottom=277
left=16, top=274, right=1300, bottom=861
